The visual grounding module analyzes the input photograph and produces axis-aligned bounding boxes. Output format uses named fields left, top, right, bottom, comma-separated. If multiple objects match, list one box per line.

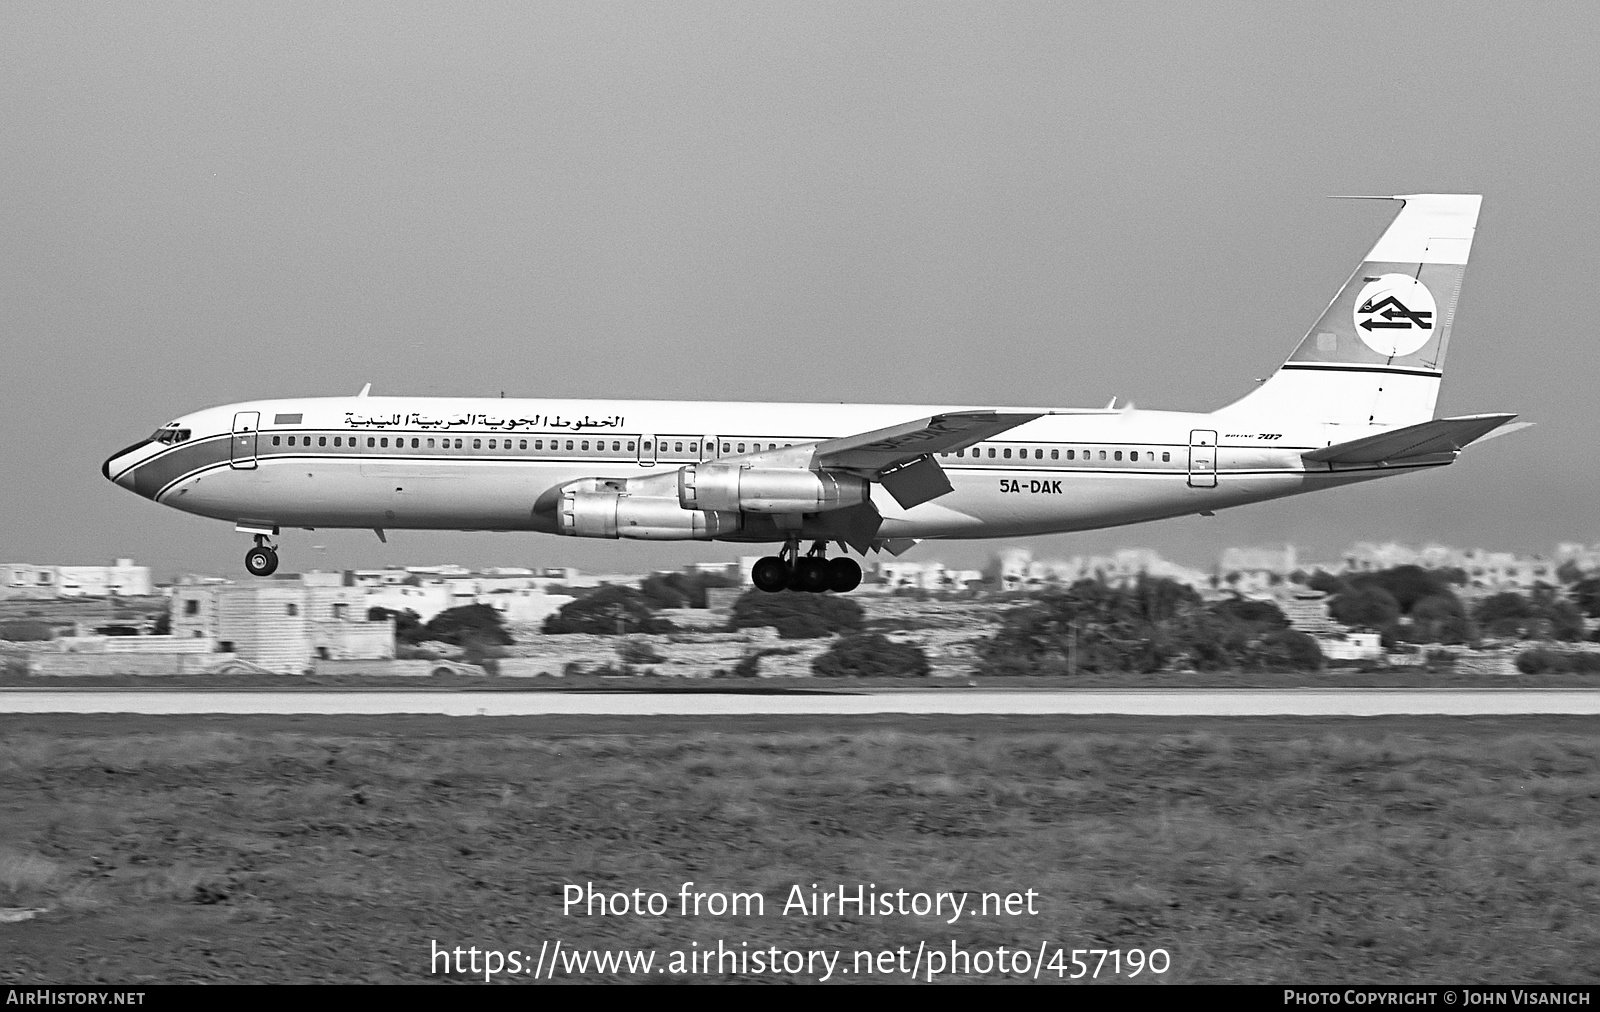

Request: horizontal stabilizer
left=1302, top=413, right=1519, bottom=465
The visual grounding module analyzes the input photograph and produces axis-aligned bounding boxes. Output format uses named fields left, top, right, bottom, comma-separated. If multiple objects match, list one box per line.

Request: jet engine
left=557, top=489, right=740, bottom=541
left=677, top=463, right=868, bottom=514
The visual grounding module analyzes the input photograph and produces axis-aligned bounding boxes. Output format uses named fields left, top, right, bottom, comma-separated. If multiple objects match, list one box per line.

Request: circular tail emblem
left=1353, top=274, right=1437, bottom=357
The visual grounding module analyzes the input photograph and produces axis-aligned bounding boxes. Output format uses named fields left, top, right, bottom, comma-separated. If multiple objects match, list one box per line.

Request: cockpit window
left=147, top=427, right=191, bottom=444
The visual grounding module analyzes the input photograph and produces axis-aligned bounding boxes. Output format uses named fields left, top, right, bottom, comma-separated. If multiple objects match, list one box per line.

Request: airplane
left=103, top=193, right=1520, bottom=594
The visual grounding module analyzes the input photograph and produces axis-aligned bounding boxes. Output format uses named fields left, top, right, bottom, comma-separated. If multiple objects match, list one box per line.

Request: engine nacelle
left=677, top=463, right=868, bottom=514
left=557, top=491, right=740, bottom=540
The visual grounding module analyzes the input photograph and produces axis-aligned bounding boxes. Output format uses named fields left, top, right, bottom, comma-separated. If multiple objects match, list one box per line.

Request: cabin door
left=1187, top=429, right=1218, bottom=488
left=230, top=412, right=260, bottom=470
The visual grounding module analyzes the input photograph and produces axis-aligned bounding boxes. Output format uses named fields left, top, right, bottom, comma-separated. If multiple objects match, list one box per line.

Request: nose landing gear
left=751, top=541, right=862, bottom=593
left=244, top=534, right=279, bottom=577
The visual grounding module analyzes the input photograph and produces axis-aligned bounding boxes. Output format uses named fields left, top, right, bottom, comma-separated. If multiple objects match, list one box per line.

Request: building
left=988, top=547, right=1211, bottom=593
left=171, top=579, right=393, bottom=673
left=1217, top=544, right=1299, bottom=595
left=1318, top=632, right=1384, bottom=662
left=1338, top=543, right=1560, bottom=591
left=872, top=560, right=983, bottom=592
left=0, top=559, right=152, bottom=599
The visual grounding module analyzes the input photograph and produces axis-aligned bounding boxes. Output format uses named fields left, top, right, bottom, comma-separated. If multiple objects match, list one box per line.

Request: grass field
left=2, top=714, right=1598, bottom=983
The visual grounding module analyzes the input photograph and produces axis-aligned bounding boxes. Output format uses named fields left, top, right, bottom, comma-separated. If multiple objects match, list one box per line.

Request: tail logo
left=1353, top=274, right=1437, bottom=357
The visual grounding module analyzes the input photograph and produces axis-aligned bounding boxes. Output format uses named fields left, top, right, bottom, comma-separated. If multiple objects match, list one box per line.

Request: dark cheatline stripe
left=134, top=436, right=234, bottom=499
left=103, top=439, right=151, bottom=480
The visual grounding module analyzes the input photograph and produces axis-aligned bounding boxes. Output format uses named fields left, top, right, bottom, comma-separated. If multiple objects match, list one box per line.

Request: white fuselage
left=103, top=394, right=1431, bottom=546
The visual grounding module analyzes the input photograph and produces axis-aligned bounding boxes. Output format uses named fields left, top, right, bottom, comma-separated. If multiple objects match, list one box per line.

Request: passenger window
left=736, top=443, right=744, bottom=453
left=582, top=440, right=591, bottom=451
left=488, top=439, right=497, bottom=449
left=1003, top=448, right=1011, bottom=459
left=565, top=440, right=573, bottom=451
left=409, top=438, right=416, bottom=449
left=690, top=442, right=698, bottom=452
left=628, top=442, right=636, bottom=452
left=519, top=439, right=527, bottom=450
left=1035, top=449, right=1042, bottom=459
left=721, top=443, right=730, bottom=453
left=272, top=436, right=281, bottom=446
left=1130, top=451, right=1138, bottom=461
left=674, top=442, right=683, bottom=452
left=1098, top=450, right=1106, bottom=460
left=1114, top=450, right=1123, bottom=461
left=381, top=438, right=389, bottom=448
left=318, top=437, right=326, bottom=447
left=333, top=437, right=341, bottom=447
left=1051, top=449, right=1058, bottom=460
left=1162, top=451, right=1170, bottom=462
left=613, top=441, right=621, bottom=451
left=367, top=437, right=376, bottom=448
left=471, top=439, right=479, bottom=449
left=426, top=439, right=434, bottom=448
left=987, top=448, right=996, bottom=458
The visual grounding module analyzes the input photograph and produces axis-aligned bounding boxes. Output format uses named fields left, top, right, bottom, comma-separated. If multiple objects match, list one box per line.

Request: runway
left=4, top=688, right=1600, bottom=716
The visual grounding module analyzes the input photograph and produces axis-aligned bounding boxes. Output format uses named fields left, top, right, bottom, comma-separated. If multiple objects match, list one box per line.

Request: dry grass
left=1, top=720, right=1599, bottom=982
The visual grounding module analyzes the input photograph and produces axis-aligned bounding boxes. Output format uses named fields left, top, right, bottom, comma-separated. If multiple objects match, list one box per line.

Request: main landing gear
left=751, top=541, right=862, bottom=594
left=244, top=534, right=279, bottom=577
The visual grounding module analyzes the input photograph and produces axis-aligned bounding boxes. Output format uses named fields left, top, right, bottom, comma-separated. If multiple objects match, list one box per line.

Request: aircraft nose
left=103, top=440, right=152, bottom=493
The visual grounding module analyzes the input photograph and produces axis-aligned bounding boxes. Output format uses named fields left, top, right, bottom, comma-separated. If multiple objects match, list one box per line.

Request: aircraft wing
left=1302, top=413, right=1520, bottom=465
left=815, top=410, right=1042, bottom=471
left=814, top=410, right=1042, bottom=508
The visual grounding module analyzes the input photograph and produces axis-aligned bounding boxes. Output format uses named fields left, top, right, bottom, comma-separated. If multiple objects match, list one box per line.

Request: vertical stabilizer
left=1217, top=194, right=1480, bottom=428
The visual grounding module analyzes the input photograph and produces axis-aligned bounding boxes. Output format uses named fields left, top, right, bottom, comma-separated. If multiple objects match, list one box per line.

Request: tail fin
left=1217, top=194, right=1481, bottom=428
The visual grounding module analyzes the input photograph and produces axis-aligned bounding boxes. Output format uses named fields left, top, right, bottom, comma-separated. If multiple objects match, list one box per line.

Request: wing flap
left=1302, top=413, right=1519, bottom=464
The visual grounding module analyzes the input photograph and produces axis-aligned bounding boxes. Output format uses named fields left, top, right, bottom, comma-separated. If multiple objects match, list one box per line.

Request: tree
left=368, top=607, right=428, bottom=645
left=1570, top=578, right=1600, bottom=619
left=543, top=586, right=676, bottom=635
left=425, top=604, right=513, bottom=646
left=1257, top=629, right=1324, bottom=671
left=640, top=571, right=737, bottom=610
left=813, top=633, right=929, bottom=678
left=1328, top=584, right=1401, bottom=630
left=1351, top=565, right=1458, bottom=614
left=1306, top=570, right=1349, bottom=595
left=1409, top=594, right=1471, bottom=644
left=1473, top=589, right=1585, bottom=642
left=1210, top=597, right=1290, bottom=628
left=727, top=591, right=864, bottom=639
left=979, top=577, right=1203, bottom=676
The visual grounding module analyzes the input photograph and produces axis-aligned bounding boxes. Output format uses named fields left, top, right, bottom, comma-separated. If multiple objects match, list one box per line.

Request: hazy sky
left=3, top=2, right=1596, bottom=579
